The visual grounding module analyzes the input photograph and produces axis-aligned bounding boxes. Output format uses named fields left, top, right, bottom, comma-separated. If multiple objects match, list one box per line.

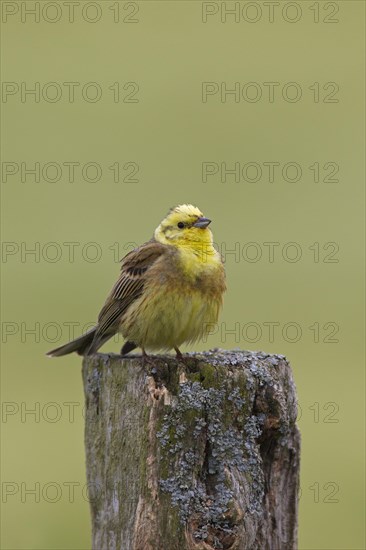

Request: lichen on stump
left=82, top=349, right=300, bottom=550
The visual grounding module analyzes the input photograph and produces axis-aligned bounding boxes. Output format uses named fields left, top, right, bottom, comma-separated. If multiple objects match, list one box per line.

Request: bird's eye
left=177, top=222, right=185, bottom=229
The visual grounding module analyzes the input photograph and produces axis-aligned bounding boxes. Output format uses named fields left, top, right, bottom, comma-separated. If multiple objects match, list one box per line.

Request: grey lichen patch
left=156, top=370, right=262, bottom=544
left=154, top=350, right=298, bottom=547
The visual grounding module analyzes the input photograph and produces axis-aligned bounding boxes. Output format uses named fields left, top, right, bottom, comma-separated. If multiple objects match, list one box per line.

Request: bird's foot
left=141, top=349, right=158, bottom=371
left=175, top=347, right=192, bottom=366
left=174, top=347, right=184, bottom=359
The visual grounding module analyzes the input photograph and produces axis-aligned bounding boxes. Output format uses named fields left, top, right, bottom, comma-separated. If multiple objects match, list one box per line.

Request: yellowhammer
left=47, top=204, right=226, bottom=358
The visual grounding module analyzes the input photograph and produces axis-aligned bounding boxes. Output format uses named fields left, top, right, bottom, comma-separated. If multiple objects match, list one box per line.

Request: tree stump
left=82, top=349, right=300, bottom=550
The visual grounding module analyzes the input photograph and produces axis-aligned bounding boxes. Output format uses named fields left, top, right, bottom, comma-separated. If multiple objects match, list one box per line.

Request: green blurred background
left=1, top=1, right=365, bottom=548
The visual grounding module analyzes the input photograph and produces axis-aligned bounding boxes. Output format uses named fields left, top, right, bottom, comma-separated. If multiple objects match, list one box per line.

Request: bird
left=46, top=204, right=226, bottom=359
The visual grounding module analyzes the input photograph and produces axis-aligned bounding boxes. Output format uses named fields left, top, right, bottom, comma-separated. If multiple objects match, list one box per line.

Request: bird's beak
left=193, top=217, right=211, bottom=228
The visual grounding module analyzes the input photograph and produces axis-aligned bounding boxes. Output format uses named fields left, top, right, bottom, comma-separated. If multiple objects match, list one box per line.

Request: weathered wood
left=82, top=350, right=300, bottom=550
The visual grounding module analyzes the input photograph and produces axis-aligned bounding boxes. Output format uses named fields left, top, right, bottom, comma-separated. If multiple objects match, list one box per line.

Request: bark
left=82, top=349, right=300, bottom=550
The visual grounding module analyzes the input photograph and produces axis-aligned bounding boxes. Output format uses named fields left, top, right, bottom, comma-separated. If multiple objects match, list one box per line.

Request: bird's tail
left=46, top=328, right=97, bottom=357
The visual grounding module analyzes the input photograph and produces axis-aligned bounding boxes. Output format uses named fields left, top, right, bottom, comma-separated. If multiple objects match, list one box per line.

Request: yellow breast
left=120, top=246, right=226, bottom=351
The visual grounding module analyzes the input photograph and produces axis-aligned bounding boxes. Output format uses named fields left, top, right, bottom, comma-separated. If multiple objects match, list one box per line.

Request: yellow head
left=154, top=204, right=213, bottom=250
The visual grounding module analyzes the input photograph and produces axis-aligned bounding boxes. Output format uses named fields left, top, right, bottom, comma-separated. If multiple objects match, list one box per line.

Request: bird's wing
left=94, top=241, right=167, bottom=340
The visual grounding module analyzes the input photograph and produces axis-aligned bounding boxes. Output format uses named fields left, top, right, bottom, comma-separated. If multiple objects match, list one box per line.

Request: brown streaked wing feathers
left=93, top=241, right=167, bottom=341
